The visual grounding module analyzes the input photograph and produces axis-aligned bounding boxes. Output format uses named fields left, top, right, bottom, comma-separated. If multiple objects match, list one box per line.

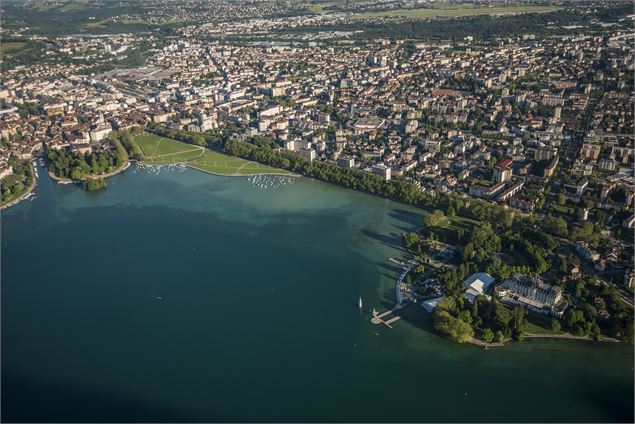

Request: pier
left=369, top=257, right=419, bottom=329
left=370, top=303, right=406, bottom=328
left=389, top=257, right=405, bottom=266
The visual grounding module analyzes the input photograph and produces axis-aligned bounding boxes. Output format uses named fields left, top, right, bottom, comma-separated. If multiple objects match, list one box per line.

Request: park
left=134, top=134, right=293, bottom=176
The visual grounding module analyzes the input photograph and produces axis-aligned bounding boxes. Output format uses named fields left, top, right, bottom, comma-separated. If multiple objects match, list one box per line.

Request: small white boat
left=373, top=308, right=378, bottom=317
left=358, top=296, right=363, bottom=309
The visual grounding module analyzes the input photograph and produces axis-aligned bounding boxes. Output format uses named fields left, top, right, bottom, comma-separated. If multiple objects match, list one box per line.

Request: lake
left=2, top=164, right=633, bottom=422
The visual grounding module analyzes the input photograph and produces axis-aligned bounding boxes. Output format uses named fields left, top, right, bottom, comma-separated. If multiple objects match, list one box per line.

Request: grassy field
left=432, top=214, right=479, bottom=243
left=189, top=150, right=290, bottom=176
left=349, top=5, right=561, bottom=20
left=134, top=134, right=291, bottom=176
left=143, top=149, right=204, bottom=165
left=135, top=134, right=198, bottom=157
left=0, top=42, right=27, bottom=54
left=552, top=203, right=576, bottom=215
left=524, top=313, right=565, bottom=335
left=308, top=2, right=337, bottom=14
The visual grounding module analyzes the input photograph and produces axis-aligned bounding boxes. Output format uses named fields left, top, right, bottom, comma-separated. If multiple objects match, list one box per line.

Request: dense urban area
left=1, top=0, right=633, bottom=346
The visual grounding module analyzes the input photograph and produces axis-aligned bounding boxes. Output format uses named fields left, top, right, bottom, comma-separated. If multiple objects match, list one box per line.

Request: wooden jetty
left=370, top=304, right=406, bottom=328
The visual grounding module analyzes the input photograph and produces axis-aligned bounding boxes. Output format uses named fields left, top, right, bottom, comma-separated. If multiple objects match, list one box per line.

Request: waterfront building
left=463, top=272, right=495, bottom=303
left=372, top=163, right=391, bottom=181
left=337, top=156, right=355, bottom=169
left=495, top=274, right=567, bottom=317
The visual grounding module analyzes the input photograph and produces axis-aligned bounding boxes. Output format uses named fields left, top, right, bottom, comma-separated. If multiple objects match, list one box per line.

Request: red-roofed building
left=495, top=158, right=513, bottom=169
left=493, top=158, right=513, bottom=182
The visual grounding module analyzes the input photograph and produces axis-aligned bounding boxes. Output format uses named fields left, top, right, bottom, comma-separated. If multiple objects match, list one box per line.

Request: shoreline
left=49, top=160, right=131, bottom=184
left=465, top=331, right=622, bottom=349
left=0, top=163, right=37, bottom=211
left=84, top=161, right=131, bottom=180
left=524, top=333, right=620, bottom=342
left=174, top=162, right=300, bottom=178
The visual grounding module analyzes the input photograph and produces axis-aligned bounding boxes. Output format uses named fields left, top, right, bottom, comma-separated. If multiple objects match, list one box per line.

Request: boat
left=358, top=296, right=362, bottom=309
left=373, top=308, right=378, bottom=317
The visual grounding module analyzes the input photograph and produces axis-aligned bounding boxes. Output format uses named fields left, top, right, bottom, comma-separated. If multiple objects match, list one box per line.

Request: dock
left=370, top=303, right=406, bottom=328
left=389, top=257, right=405, bottom=266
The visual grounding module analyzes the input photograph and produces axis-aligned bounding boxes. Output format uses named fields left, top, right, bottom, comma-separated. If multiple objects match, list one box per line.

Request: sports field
left=134, top=134, right=292, bottom=176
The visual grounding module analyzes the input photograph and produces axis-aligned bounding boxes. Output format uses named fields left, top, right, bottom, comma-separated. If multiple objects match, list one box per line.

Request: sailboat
left=358, top=296, right=363, bottom=309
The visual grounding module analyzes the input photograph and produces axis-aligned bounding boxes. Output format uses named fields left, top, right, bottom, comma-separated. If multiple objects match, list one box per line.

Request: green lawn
left=135, top=134, right=292, bottom=176
left=135, top=134, right=198, bottom=157
left=307, top=1, right=337, bottom=14
left=431, top=214, right=479, bottom=244
left=349, top=5, right=561, bottom=20
left=524, top=313, right=565, bottom=335
left=496, top=303, right=564, bottom=335
left=0, top=42, right=27, bottom=54
left=143, top=149, right=204, bottom=165
left=552, top=203, right=576, bottom=215
left=189, top=150, right=291, bottom=176
left=238, top=163, right=292, bottom=175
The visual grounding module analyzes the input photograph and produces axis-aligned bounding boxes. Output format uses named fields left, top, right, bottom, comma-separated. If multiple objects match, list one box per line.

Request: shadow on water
left=577, top=381, right=635, bottom=423
left=361, top=229, right=407, bottom=253
left=388, top=208, right=422, bottom=228
left=1, top=373, right=206, bottom=423
left=397, top=302, right=437, bottom=333
left=370, top=260, right=402, bottom=275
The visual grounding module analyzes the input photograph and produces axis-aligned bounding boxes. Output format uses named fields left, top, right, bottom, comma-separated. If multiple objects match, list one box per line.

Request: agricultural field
left=134, top=134, right=291, bottom=176
left=348, top=5, right=561, bottom=20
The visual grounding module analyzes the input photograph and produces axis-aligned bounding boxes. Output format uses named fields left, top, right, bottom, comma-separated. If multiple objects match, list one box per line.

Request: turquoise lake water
left=2, top=164, right=633, bottom=422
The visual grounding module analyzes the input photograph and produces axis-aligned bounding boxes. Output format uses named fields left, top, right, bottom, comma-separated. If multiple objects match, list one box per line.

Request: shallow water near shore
left=2, top=165, right=633, bottom=422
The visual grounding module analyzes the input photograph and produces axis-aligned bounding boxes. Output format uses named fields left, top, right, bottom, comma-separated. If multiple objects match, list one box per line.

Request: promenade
left=370, top=257, right=419, bottom=328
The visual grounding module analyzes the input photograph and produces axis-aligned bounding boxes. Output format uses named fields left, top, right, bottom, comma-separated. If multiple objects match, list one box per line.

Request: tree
left=558, top=192, right=566, bottom=205
left=511, top=306, right=526, bottom=331
left=482, top=328, right=495, bottom=343
left=550, top=318, right=561, bottom=332
left=498, top=208, right=514, bottom=229
left=433, top=310, right=455, bottom=334
left=423, top=209, right=445, bottom=227
left=462, top=242, right=474, bottom=261
left=494, top=330, right=504, bottom=343
left=402, top=232, right=419, bottom=250
left=543, top=215, right=568, bottom=238
left=451, top=318, right=474, bottom=343
left=571, top=221, right=600, bottom=245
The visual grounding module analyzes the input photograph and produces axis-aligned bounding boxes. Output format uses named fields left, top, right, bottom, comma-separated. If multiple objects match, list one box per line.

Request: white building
left=463, top=272, right=495, bottom=303
left=89, top=124, right=112, bottom=142
left=372, top=163, right=391, bottom=181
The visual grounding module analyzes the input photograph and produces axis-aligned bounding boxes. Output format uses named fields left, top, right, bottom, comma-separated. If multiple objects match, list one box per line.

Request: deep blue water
left=2, top=165, right=633, bottom=422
